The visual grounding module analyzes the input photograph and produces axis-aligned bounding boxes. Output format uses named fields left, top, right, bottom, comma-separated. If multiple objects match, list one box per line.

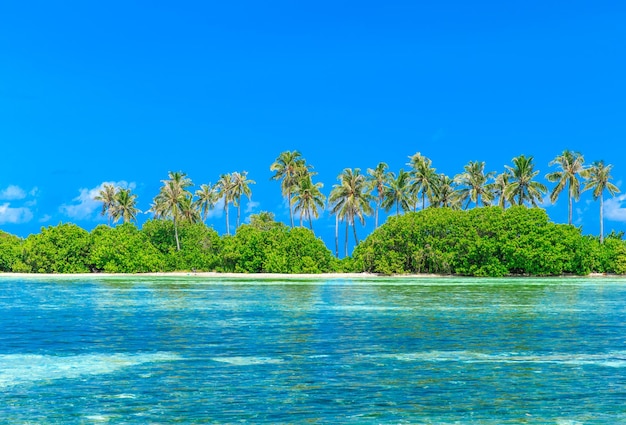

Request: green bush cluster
left=220, top=225, right=336, bottom=273
left=1, top=208, right=625, bottom=276
left=351, top=206, right=624, bottom=276
left=0, top=216, right=336, bottom=274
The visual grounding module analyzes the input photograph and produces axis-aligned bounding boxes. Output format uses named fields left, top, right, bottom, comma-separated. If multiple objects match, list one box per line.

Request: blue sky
left=2, top=1, right=626, bottom=253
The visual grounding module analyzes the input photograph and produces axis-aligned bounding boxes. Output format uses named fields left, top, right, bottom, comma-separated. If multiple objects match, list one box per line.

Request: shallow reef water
left=1, top=276, right=625, bottom=424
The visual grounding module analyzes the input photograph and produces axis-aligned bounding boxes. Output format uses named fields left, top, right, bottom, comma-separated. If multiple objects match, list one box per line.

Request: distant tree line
left=0, top=149, right=624, bottom=276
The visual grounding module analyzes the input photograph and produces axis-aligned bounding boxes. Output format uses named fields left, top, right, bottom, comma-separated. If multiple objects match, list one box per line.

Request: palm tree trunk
left=174, top=216, right=181, bottom=251
left=375, top=205, right=379, bottom=228
left=568, top=190, right=573, bottom=225
left=288, top=191, right=294, bottom=227
left=225, top=202, right=230, bottom=235
left=237, top=203, right=241, bottom=229
left=308, top=211, right=313, bottom=231
left=344, top=220, right=349, bottom=258
left=600, top=195, right=604, bottom=244
left=335, top=214, right=339, bottom=258
left=352, top=221, right=359, bottom=246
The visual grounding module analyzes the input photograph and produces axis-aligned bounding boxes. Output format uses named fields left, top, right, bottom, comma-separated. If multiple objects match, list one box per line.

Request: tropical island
left=1, top=150, right=624, bottom=277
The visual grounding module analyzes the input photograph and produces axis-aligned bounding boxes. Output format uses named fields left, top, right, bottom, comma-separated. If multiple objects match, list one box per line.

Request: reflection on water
left=1, top=277, right=625, bottom=424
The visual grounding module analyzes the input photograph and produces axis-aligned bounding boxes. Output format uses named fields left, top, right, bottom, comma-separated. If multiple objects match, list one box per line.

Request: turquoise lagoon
left=1, top=275, right=626, bottom=424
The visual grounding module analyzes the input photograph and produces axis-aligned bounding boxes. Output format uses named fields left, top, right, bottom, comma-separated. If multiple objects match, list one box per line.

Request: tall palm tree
left=407, top=152, right=438, bottom=211
left=432, top=174, right=461, bottom=209
left=194, top=183, right=219, bottom=222
left=111, top=188, right=139, bottom=223
left=546, top=150, right=586, bottom=225
left=454, top=161, right=496, bottom=209
left=94, top=183, right=118, bottom=226
left=152, top=171, right=193, bottom=251
left=217, top=173, right=235, bottom=235
left=367, top=162, right=392, bottom=227
left=381, top=169, right=412, bottom=216
left=293, top=173, right=326, bottom=231
left=489, top=171, right=513, bottom=209
left=504, top=155, right=547, bottom=207
left=582, top=160, right=620, bottom=243
left=270, top=150, right=306, bottom=227
left=328, top=168, right=373, bottom=257
left=231, top=171, right=256, bottom=229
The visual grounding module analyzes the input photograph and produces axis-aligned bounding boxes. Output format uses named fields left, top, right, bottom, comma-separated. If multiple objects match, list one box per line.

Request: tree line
left=91, top=149, right=620, bottom=259
left=0, top=149, right=624, bottom=276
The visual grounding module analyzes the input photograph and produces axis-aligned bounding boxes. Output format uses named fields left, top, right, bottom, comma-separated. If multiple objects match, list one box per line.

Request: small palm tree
left=381, top=169, right=412, bottom=216
left=293, top=173, right=326, bottom=231
left=111, top=188, right=140, bottom=223
left=231, top=171, right=256, bottom=229
left=367, top=162, right=392, bottom=227
left=328, top=168, right=373, bottom=257
left=217, top=173, right=235, bottom=235
left=432, top=174, right=461, bottom=209
left=152, top=171, right=193, bottom=250
left=194, top=183, right=219, bottom=223
left=179, top=194, right=201, bottom=223
left=94, top=183, right=118, bottom=226
left=546, top=150, right=586, bottom=225
left=582, top=160, right=620, bottom=243
left=407, top=152, right=438, bottom=211
left=270, top=151, right=306, bottom=227
left=504, top=155, right=547, bottom=207
left=455, top=161, right=496, bottom=209
left=489, top=171, right=513, bottom=209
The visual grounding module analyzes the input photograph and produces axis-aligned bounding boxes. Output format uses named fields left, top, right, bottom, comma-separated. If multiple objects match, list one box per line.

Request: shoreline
left=0, top=272, right=622, bottom=280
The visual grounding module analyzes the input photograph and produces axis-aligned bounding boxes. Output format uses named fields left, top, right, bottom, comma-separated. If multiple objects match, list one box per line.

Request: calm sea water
left=1, top=276, right=626, bottom=424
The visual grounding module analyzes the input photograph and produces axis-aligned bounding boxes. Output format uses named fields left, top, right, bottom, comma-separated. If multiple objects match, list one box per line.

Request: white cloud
left=0, top=185, right=27, bottom=200
left=539, top=193, right=553, bottom=208
left=39, top=214, right=52, bottom=223
left=604, top=194, right=626, bottom=222
left=60, top=181, right=135, bottom=220
left=245, top=200, right=260, bottom=214
left=0, top=203, right=33, bottom=224
left=204, top=198, right=225, bottom=220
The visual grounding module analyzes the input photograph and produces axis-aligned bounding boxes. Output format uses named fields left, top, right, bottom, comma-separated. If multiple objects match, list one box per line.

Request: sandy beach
left=0, top=271, right=452, bottom=280
left=0, top=271, right=621, bottom=280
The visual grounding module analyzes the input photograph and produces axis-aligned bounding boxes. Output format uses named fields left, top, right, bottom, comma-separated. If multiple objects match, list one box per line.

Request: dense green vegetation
left=0, top=208, right=625, bottom=276
left=351, top=206, right=616, bottom=276
left=1, top=149, right=625, bottom=276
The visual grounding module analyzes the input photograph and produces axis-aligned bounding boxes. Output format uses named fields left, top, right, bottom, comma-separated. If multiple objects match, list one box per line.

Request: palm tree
left=111, top=188, right=139, bottom=223
left=432, top=174, right=461, bottom=209
left=179, top=194, right=201, bottom=223
left=293, top=173, right=326, bottom=231
left=94, top=183, right=118, bottom=226
left=194, top=183, right=219, bottom=223
left=270, top=151, right=306, bottom=227
left=381, top=169, right=412, bottom=216
left=582, top=160, right=620, bottom=243
left=152, top=171, right=193, bottom=251
left=504, top=155, right=547, bottom=207
left=328, top=168, right=373, bottom=257
left=217, top=173, right=235, bottom=235
left=367, top=162, right=392, bottom=227
left=407, top=152, right=438, bottom=211
left=546, top=150, right=586, bottom=225
left=489, top=171, right=513, bottom=209
left=455, top=161, right=496, bottom=209
left=231, top=171, right=256, bottom=229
